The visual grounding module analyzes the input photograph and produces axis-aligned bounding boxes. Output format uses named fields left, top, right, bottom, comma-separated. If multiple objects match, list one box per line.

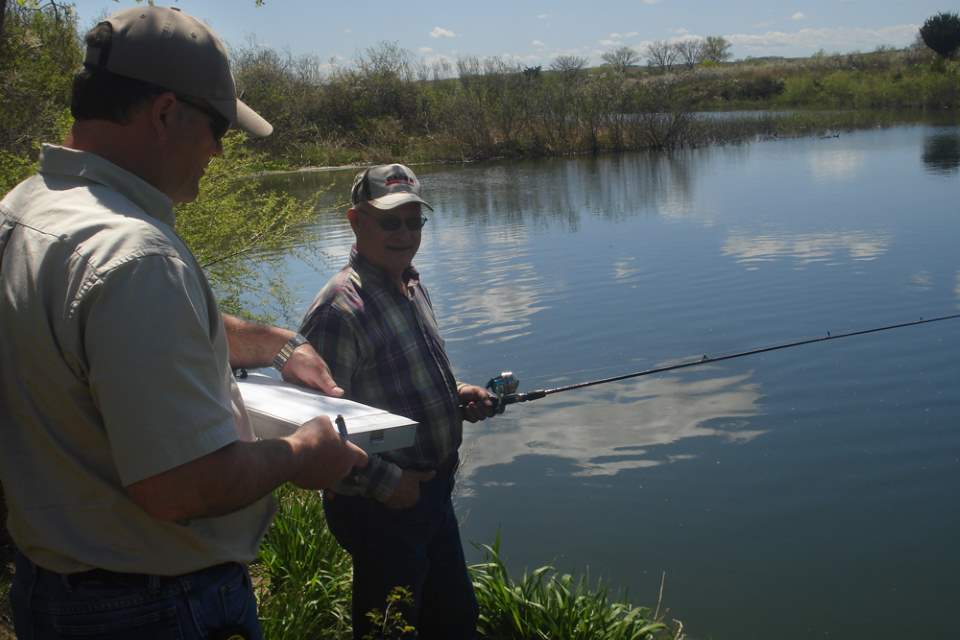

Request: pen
left=335, top=414, right=348, bottom=441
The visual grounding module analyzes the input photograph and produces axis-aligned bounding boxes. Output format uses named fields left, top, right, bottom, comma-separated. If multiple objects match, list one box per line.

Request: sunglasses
left=176, top=94, right=230, bottom=143
left=361, top=208, right=429, bottom=232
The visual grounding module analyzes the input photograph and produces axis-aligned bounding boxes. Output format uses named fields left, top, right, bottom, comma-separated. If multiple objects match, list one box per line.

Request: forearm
left=127, top=437, right=298, bottom=522
left=222, top=313, right=293, bottom=369
left=127, top=416, right=364, bottom=522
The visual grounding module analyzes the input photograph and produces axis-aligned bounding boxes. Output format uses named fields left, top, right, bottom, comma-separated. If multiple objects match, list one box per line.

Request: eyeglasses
left=175, top=94, right=230, bottom=143
left=361, top=208, right=429, bottom=232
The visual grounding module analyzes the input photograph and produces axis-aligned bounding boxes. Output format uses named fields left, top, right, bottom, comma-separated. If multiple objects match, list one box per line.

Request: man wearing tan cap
left=300, top=164, right=495, bottom=639
left=0, top=6, right=366, bottom=639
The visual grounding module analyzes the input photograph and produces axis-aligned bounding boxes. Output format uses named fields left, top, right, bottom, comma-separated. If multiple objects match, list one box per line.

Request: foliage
left=471, top=533, right=680, bottom=640
left=362, top=587, right=416, bottom=640
left=702, top=36, right=733, bottom=63
left=256, top=488, right=685, bottom=640
left=255, top=485, right=354, bottom=639
left=0, top=0, right=80, bottom=180
left=920, top=12, right=960, bottom=59
left=173, top=132, right=319, bottom=320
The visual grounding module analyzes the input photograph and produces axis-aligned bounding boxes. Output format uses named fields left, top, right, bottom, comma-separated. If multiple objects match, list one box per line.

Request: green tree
left=0, top=0, right=81, bottom=192
left=702, top=35, right=733, bottom=63
left=920, top=12, right=960, bottom=59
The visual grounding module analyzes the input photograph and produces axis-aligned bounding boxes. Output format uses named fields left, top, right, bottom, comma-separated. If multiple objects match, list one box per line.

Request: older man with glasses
left=300, top=164, right=496, bottom=639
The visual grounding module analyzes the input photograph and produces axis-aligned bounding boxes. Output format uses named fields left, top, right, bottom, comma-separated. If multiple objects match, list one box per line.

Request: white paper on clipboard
left=237, top=373, right=417, bottom=454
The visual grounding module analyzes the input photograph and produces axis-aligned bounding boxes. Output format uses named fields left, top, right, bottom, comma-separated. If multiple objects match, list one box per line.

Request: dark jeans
left=324, top=460, right=478, bottom=640
left=11, top=551, right=262, bottom=639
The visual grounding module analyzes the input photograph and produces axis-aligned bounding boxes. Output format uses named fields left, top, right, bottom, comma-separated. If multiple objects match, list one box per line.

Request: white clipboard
left=237, top=373, right=417, bottom=454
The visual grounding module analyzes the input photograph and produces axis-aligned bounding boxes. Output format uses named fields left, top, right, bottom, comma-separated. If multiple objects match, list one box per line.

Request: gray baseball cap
left=83, top=6, right=272, bottom=137
left=351, top=164, right=433, bottom=211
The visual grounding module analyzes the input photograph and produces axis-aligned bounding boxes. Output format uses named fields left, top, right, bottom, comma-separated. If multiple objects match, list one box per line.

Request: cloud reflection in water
left=722, top=230, right=891, bottom=269
left=430, top=223, right=560, bottom=345
left=459, top=368, right=764, bottom=493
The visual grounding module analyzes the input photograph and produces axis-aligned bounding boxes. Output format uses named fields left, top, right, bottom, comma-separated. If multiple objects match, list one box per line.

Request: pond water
left=255, top=120, right=960, bottom=639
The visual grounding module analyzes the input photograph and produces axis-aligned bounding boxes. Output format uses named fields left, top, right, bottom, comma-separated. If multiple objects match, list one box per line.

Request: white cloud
left=727, top=23, right=920, bottom=56
left=430, top=26, right=456, bottom=39
left=537, top=13, right=549, bottom=19
left=608, top=32, right=625, bottom=39
left=791, top=12, right=806, bottom=21
left=641, top=0, right=661, bottom=4
left=599, top=39, right=620, bottom=46
left=418, top=46, right=434, bottom=54
left=532, top=40, right=545, bottom=47
left=343, top=28, right=352, bottom=34
left=673, top=27, right=689, bottom=35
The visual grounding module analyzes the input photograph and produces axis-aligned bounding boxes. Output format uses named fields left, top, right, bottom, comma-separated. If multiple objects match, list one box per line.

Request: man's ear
left=149, top=92, right=179, bottom=142
left=347, top=207, right=360, bottom=233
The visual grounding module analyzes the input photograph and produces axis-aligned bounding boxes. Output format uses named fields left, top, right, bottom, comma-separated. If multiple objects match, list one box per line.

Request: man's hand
left=288, top=416, right=367, bottom=490
left=458, top=384, right=496, bottom=423
left=281, top=343, right=344, bottom=397
left=383, top=469, right=436, bottom=510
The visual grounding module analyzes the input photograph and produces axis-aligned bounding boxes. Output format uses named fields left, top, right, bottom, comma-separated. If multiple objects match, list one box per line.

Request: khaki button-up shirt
left=0, top=145, right=273, bottom=574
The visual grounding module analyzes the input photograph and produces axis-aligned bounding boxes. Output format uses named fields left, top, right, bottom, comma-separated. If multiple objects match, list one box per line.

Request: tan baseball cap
left=83, top=6, right=272, bottom=137
left=350, top=164, right=433, bottom=211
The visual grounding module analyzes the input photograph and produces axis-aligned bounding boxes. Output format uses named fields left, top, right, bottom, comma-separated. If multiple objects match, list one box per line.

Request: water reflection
left=459, top=368, right=763, bottom=492
left=921, top=132, right=960, bottom=175
left=722, top=230, right=891, bottom=268
left=807, top=148, right=865, bottom=181
left=910, top=270, right=933, bottom=290
left=424, top=150, right=706, bottom=228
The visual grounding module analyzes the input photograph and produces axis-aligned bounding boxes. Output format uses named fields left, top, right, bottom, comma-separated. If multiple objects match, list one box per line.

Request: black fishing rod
left=481, top=312, right=960, bottom=412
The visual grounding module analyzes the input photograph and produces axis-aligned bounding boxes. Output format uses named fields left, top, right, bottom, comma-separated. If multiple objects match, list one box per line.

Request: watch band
left=271, top=333, right=307, bottom=371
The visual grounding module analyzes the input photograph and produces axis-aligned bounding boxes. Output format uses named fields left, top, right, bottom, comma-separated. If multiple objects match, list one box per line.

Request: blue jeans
left=11, top=552, right=262, bottom=639
left=324, top=459, right=478, bottom=640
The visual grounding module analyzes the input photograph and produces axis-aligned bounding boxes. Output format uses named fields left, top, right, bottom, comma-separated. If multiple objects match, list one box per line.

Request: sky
left=68, top=0, right=945, bottom=71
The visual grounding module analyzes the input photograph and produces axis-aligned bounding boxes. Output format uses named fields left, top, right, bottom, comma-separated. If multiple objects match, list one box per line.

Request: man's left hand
left=458, top=384, right=495, bottom=422
left=281, top=343, right=344, bottom=397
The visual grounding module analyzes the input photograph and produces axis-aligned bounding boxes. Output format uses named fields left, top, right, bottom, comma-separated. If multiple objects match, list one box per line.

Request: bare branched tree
left=601, top=45, right=639, bottom=73
left=645, top=40, right=677, bottom=73
left=551, top=54, right=588, bottom=75
left=673, top=39, right=704, bottom=69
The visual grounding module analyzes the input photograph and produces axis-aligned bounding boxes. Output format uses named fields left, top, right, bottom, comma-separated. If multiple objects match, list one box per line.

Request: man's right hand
left=288, top=416, right=368, bottom=490
left=383, top=469, right=436, bottom=510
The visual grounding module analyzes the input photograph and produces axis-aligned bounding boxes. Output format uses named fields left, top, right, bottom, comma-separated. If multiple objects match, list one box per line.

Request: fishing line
left=483, top=312, right=960, bottom=411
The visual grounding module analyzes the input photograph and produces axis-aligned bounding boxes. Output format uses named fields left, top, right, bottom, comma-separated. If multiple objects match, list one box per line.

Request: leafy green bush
left=174, top=132, right=319, bottom=320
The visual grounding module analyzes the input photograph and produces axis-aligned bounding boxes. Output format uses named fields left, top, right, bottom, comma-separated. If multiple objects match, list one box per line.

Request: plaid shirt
left=299, top=247, right=462, bottom=501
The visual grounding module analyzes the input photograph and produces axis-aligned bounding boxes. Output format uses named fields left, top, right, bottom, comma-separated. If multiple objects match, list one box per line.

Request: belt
left=20, top=552, right=237, bottom=590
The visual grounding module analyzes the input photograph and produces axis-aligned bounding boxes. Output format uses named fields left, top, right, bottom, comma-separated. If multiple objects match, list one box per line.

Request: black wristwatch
left=272, top=333, right=307, bottom=372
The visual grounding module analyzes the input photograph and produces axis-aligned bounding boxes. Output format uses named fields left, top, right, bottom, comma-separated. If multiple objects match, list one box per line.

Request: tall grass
left=255, top=485, right=354, bottom=639
left=256, top=487, right=683, bottom=640
left=472, top=535, right=679, bottom=640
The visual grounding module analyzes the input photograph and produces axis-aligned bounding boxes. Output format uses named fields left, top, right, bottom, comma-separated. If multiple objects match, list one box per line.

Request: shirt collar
left=349, top=245, right=419, bottom=288
left=38, top=144, right=176, bottom=227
